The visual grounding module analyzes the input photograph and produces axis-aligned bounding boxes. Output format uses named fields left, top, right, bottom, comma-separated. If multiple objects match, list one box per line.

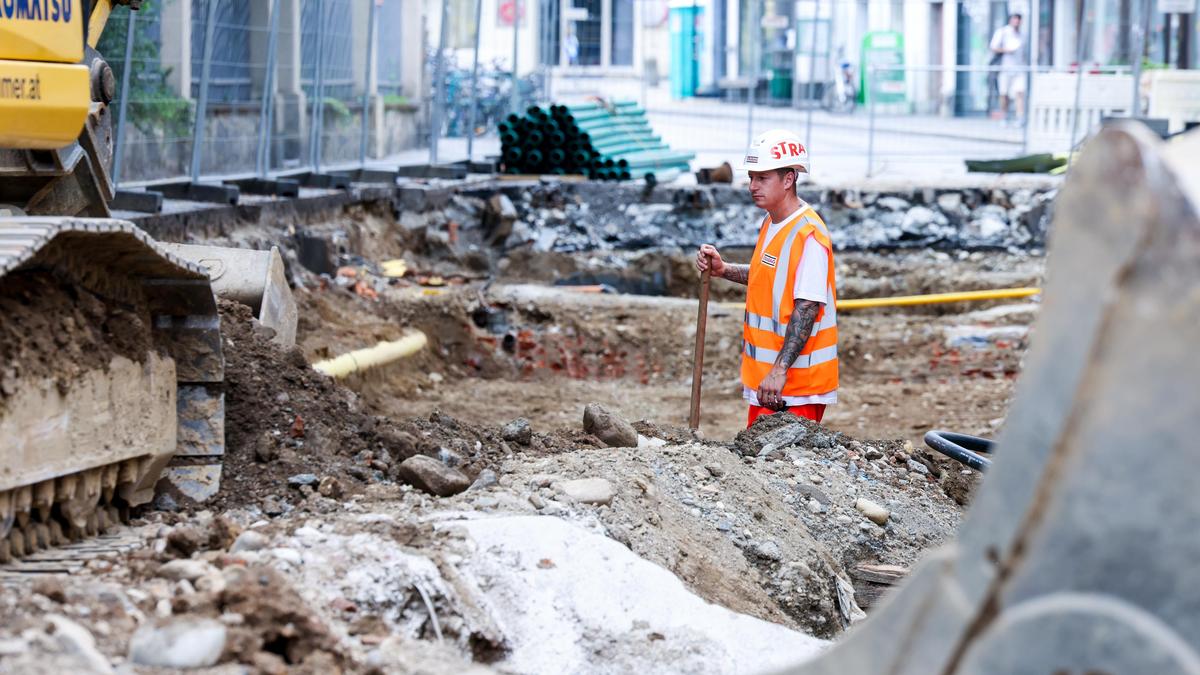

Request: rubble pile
left=0, top=403, right=964, bottom=673
left=503, top=182, right=1055, bottom=253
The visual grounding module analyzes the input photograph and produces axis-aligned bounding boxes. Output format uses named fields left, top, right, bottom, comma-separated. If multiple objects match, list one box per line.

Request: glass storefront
left=954, top=0, right=1013, bottom=115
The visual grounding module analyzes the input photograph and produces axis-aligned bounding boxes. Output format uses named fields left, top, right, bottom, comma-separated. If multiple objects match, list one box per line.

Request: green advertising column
left=861, top=31, right=906, bottom=108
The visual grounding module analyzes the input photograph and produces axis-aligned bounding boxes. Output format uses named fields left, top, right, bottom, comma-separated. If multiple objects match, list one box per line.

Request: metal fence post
left=804, top=0, right=821, bottom=155
left=430, top=0, right=450, bottom=164
left=310, top=0, right=328, bottom=172
left=466, top=0, right=484, bottom=162
left=510, top=0, right=521, bottom=115
left=1130, top=0, right=1154, bottom=118
left=866, top=67, right=877, bottom=177
left=359, top=0, right=379, bottom=166
left=112, top=8, right=136, bottom=186
left=257, top=0, right=282, bottom=177
left=746, top=0, right=760, bottom=148
left=1067, top=0, right=1091, bottom=170
left=190, top=0, right=219, bottom=183
left=1022, top=64, right=1031, bottom=153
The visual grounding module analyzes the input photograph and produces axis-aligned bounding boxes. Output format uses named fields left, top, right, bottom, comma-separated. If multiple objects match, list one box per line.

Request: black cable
left=923, top=430, right=995, bottom=472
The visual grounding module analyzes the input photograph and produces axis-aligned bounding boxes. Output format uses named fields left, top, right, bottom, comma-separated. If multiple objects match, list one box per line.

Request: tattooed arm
left=720, top=264, right=750, bottom=285
left=757, top=300, right=821, bottom=410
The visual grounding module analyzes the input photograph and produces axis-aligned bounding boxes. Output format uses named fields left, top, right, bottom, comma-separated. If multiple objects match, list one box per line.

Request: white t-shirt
left=990, top=25, right=1024, bottom=69
left=743, top=205, right=837, bottom=407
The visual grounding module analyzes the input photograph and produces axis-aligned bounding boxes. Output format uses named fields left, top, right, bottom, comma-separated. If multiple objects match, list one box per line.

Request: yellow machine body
left=0, top=4, right=90, bottom=149
left=0, top=2, right=85, bottom=62
left=0, top=59, right=90, bottom=149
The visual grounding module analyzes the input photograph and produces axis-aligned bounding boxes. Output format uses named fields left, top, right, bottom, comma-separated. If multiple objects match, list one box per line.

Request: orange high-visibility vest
left=741, top=206, right=838, bottom=398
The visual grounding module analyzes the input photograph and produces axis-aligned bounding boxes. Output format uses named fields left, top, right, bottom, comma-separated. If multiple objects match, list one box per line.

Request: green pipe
left=584, top=126, right=655, bottom=142
left=569, top=111, right=648, bottom=126
left=571, top=115, right=648, bottom=130
left=564, top=100, right=641, bottom=114
left=607, top=149, right=696, bottom=162
left=591, top=140, right=665, bottom=154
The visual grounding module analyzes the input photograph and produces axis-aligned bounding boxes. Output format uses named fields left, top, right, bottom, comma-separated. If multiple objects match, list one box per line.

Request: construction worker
left=696, top=130, right=837, bottom=428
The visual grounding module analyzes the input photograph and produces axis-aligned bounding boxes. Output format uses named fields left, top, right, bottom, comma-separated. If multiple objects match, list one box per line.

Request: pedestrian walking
left=989, top=13, right=1026, bottom=124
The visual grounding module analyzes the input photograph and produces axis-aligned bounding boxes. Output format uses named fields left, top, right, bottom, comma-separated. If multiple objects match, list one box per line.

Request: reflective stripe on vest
left=741, top=205, right=839, bottom=398
left=743, top=342, right=839, bottom=369
left=744, top=294, right=837, bottom=338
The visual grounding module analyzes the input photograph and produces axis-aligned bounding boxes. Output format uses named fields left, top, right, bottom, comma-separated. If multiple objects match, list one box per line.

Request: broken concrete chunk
left=287, top=473, right=319, bottom=487
left=559, top=478, right=615, bottom=505
left=855, top=498, right=890, bottom=526
left=750, top=540, right=783, bottom=562
left=906, top=458, right=931, bottom=475
left=128, top=618, right=227, bottom=669
left=469, top=468, right=499, bottom=491
left=582, top=404, right=638, bottom=448
left=503, top=418, right=533, bottom=446
left=157, top=559, right=217, bottom=582
left=47, top=615, right=113, bottom=675
left=398, top=455, right=471, bottom=497
left=758, top=423, right=809, bottom=452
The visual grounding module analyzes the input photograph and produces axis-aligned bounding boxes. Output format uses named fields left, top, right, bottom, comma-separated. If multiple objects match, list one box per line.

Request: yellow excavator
left=0, top=1, right=294, bottom=561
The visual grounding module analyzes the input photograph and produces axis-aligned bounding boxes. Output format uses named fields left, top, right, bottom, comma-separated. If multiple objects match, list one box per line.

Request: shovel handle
left=689, top=269, right=712, bottom=430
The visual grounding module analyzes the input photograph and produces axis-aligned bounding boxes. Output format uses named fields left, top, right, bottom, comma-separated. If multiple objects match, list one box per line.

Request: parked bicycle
left=427, top=51, right=544, bottom=139
left=821, top=60, right=857, bottom=114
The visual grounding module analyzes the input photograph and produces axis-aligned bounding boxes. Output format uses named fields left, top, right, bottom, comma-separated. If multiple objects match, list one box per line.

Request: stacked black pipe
left=499, top=104, right=636, bottom=181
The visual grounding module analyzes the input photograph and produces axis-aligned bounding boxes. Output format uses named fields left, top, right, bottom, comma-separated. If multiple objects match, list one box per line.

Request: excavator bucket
left=165, top=243, right=298, bottom=347
left=784, top=124, right=1200, bottom=673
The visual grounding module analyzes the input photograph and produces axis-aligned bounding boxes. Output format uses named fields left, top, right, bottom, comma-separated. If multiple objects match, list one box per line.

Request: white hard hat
left=739, top=129, right=810, bottom=173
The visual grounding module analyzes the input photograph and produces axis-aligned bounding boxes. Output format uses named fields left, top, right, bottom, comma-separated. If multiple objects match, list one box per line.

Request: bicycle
left=821, top=60, right=857, bottom=114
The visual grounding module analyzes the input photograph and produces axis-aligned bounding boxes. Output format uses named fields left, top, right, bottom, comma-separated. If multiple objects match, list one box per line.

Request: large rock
left=398, top=455, right=471, bottom=497
left=128, top=618, right=226, bottom=669
left=582, top=404, right=638, bottom=448
left=502, top=417, right=533, bottom=446
left=559, top=478, right=615, bottom=505
left=47, top=615, right=113, bottom=674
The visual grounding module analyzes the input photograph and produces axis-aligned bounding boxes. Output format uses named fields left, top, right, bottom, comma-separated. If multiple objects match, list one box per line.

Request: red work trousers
left=747, top=404, right=826, bottom=428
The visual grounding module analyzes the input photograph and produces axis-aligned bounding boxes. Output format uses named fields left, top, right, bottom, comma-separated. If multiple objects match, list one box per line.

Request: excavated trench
left=178, top=178, right=1049, bottom=446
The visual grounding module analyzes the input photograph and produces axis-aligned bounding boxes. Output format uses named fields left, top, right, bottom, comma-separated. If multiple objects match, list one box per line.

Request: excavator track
left=0, top=217, right=224, bottom=566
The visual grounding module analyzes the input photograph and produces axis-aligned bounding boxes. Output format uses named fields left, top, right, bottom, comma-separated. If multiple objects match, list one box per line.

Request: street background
left=99, top=0, right=1200, bottom=188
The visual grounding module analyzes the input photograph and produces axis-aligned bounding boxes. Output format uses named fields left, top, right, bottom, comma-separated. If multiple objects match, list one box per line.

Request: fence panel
left=103, top=0, right=198, bottom=185
left=863, top=65, right=1133, bottom=178
left=191, top=0, right=270, bottom=179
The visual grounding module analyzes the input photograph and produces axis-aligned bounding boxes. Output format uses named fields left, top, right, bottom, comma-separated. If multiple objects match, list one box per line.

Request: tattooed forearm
left=774, top=300, right=821, bottom=370
left=722, top=264, right=750, bottom=285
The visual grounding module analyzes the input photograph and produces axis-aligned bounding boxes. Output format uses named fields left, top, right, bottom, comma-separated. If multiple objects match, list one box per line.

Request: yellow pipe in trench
left=718, top=287, right=1042, bottom=311
left=312, top=332, right=428, bottom=378
left=836, top=286, right=1041, bottom=310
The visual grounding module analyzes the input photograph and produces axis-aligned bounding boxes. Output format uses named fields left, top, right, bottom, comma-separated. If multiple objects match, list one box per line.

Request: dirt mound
left=218, top=298, right=606, bottom=512
left=213, top=300, right=425, bottom=512
left=0, top=269, right=153, bottom=405
left=730, top=414, right=964, bottom=569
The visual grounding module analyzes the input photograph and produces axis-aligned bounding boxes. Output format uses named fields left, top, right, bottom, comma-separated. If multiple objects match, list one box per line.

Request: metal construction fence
left=422, top=0, right=1182, bottom=182
left=99, top=0, right=1193, bottom=192
left=103, top=0, right=422, bottom=192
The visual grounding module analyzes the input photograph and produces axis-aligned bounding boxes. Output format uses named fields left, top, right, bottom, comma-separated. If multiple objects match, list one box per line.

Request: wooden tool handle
left=688, top=269, right=712, bottom=430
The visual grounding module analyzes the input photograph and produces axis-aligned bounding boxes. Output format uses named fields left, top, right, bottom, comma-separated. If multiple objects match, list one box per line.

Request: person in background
left=990, top=13, right=1026, bottom=125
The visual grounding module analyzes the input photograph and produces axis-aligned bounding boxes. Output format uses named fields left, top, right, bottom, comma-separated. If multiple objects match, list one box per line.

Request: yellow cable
left=717, top=287, right=1041, bottom=311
